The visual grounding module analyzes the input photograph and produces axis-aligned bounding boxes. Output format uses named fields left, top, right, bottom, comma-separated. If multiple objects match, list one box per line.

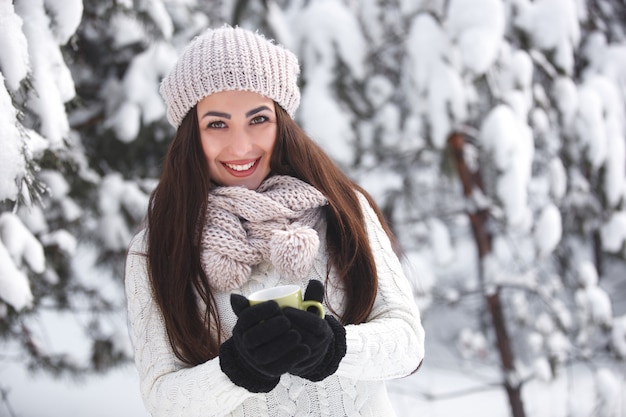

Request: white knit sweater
left=125, top=193, right=425, bottom=417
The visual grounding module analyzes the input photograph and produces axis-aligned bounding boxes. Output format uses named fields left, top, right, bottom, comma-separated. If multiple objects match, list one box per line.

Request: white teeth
left=225, top=161, right=255, bottom=171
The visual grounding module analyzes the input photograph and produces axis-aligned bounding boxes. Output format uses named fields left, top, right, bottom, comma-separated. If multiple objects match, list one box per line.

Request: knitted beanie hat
left=160, top=25, right=301, bottom=128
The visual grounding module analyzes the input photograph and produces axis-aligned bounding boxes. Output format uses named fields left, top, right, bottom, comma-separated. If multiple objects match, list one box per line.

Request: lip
left=221, top=158, right=260, bottom=177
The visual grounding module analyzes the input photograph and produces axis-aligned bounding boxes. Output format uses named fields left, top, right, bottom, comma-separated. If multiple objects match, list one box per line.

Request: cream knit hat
left=160, top=26, right=301, bottom=128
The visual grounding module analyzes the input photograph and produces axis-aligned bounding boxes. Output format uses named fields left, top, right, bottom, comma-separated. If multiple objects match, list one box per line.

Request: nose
left=228, top=127, right=253, bottom=156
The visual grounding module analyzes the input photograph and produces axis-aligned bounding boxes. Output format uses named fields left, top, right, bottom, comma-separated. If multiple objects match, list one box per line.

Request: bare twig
left=447, top=132, right=527, bottom=417
left=0, top=386, right=17, bottom=417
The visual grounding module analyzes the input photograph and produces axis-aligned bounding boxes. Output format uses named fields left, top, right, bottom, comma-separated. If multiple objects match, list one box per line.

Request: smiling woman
left=196, top=91, right=277, bottom=190
left=124, top=25, right=424, bottom=417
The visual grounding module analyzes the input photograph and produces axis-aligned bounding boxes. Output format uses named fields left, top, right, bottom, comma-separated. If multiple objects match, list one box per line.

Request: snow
left=480, top=104, right=533, bottom=228
left=0, top=1, right=30, bottom=91
left=0, top=77, right=25, bottom=201
left=548, top=158, right=567, bottom=201
left=293, top=0, right=367, bottom=165
left=109, top=101, right=142, bottom=143
left=98, top=173, right=149, bottom=251
left=110, top=13, right=148, bottom=48
left=40, top=229, right=77, bottom=256
left=0, top=239, right=33, bottom=312
left=14, top=0, right=75, bottom=147
left=298, top=69, right=354, bottom=165
left=480, top=106, right=517, bottom=170
left=296, top=0, right=366, bottom=80
left=17, top=203, right=48, bottom=235
left=105, top=37, right=179, bottom=143
left=2, top=0, right=626, bottom=416
left=406, top=14, right=449, bottom=96
left=2, top=363, right=150, bottom=417
left=552, top=76, right=579, bottom=130
left=0, top=212, right=40, bottom=312
left=546, top=331, right=570, bottom=367
left=457, top=327, right=489, bottom=359
left=39, top=169, right=69, bottom=198
left=428, top=218, right=455, bottom=266
left=122, top=42, right=178, bottom=127
left=32, top=168, right=82, bottom=222
left=265, top=2, right=294, bottom=51
left=613, top=315, right=626, bottom=358
left=402, top=251, right=436, bottom=311
left=446, top=0, right=505, bottom=76
left=582, top=75, right=626, bottom=207
left=575, top=85, right=608, bottom=169
left=514, top=0, right=581, bottom=74
left=582, top=31, right=626, bottom=86
left=5, top=300, right=624, bottom=417
left=140, top=0, right=174, bottom=40
left=405, top=13, right=469, bottom=148
left=0, top=212, right=45, bottom=275
left=428, top=62, right=467, bottom=148
left=534, top=203, right=562, bottom=258
left=575, top=262, right=613, bottom=332
left=365, top=75, right=394, bottom=109
left=595, top=369, right=621, bottom=417
left=43, top=0, right=83, bottom=44
left=356, top=165, right=403, bottom=203
left=577, top=261, right=598, bottom=287
left=532, top=357, right=552, bottom=382
left=600, top=211, right=626, bottom=252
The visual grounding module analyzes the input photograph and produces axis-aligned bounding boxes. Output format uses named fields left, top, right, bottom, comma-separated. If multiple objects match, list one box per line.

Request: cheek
left=263, top=128, right=278, bottom=153
left=199, top=141, right=222, bottom=177
left=200, top=136, right=218, bottom=161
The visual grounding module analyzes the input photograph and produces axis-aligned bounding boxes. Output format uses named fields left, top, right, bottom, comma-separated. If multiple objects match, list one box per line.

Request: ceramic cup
left=248, top=285, right=324, bottom=318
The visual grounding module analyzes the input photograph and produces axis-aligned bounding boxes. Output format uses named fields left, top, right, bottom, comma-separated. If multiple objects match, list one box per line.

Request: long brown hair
left=145, top=103, right=396, bottom=365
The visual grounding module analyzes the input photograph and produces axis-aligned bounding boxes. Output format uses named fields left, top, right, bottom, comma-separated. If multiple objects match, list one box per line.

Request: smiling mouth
left=223, top=159, right=259, bottom=173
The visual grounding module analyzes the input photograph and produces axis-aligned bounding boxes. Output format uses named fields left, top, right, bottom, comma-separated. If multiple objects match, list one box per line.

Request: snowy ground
left=3, top=250, right=625, bottom=416
left=4, top=305, right=624, bottom=417
left=4, top=352, right=510, bottom=417
left=3, top=363, right=149, bottom=417
left=5, top=356, right=624, bottom=417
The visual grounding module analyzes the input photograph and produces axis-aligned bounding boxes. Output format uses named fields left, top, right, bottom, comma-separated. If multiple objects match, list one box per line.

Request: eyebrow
left=200, top=105, right=273, bottom=120
left=201, top=111, right=230, bottom=119
left=246, top=105, right=272, bottom=117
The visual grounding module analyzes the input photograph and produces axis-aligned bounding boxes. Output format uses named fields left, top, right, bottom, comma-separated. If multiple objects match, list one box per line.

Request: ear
left=303, top=280, right=324, bottom=303
left=230, top=294, right=250, bottom=317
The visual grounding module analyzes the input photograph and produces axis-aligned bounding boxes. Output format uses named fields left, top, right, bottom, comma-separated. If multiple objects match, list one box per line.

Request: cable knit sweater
left=124, top=192, right=425, bottom=417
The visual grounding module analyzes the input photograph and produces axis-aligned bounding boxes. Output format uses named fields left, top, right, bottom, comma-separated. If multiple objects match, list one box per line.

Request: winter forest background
left=1, top=0, right=626, bottom=416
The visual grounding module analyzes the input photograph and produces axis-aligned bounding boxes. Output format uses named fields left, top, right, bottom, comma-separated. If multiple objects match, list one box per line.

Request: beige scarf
left=200, top=175, right=328, bottom=291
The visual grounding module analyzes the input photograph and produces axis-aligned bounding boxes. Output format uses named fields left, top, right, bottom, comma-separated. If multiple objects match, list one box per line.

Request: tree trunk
left=593, top=230, right=603, bottom=278
left=448, top=132, right=526, bottom=417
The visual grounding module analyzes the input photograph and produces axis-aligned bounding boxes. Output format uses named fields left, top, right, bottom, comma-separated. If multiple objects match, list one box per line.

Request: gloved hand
left=283, top=280, right=347, bottom=382
left=220, top=294, right=310, bottom=393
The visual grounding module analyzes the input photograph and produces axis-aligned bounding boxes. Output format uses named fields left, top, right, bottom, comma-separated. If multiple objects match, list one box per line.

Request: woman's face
left=196, top=90, right=277, bottom=190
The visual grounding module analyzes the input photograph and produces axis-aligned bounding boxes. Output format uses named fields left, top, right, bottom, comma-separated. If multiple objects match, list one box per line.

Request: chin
left=235, top=178, right=264, bottom=190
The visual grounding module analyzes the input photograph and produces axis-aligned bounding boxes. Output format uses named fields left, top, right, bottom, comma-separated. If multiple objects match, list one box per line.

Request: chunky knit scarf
left=200, top=175, right=328, bottom=291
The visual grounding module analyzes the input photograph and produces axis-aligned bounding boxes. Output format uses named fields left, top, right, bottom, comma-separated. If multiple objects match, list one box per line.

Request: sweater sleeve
left=335, top=194, right=425, bottom=381
left=124, top=231, right=257, bottom=417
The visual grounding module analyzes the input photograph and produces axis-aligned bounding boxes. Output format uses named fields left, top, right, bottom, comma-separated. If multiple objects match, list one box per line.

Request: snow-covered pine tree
left=0, top=0, right=209, bottom=386
left=0, top=0, right=105, bottom=379
left=268, top=1, right=626, bottom=415
left=341, top=1, right=626, bottom=416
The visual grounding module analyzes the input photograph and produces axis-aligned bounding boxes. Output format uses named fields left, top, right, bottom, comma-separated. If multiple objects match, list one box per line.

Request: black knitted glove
left=220, top=294, right=310, bottom=393
left=283, top=280, right=347, bottom=382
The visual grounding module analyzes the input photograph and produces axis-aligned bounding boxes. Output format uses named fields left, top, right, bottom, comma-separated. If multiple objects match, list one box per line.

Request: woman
left=125, top=25, right=424, bottom=416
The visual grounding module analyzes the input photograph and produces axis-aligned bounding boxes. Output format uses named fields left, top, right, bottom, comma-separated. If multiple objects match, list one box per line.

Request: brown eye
left=208, top=120, right=226, bottom=129
left=251, top=115, right=268, bottom=125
